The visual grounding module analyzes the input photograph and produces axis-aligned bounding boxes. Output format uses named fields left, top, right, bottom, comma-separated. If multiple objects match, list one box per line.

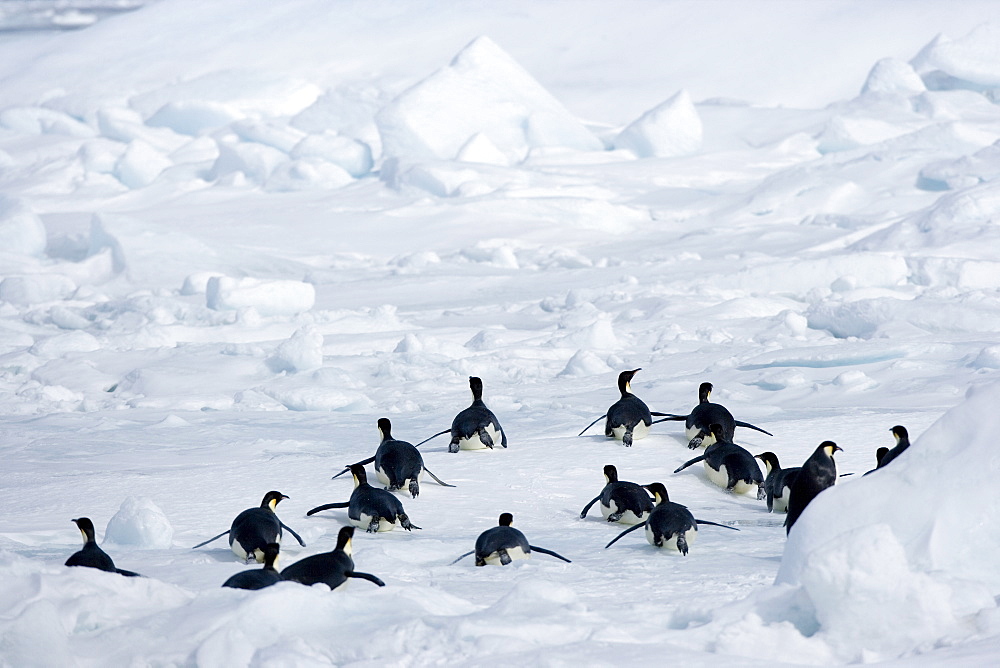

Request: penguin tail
left=191, top=530, right=230, bottom=549
left=529, top=545, right=572, bottom=563
left=578, top=414, right=607, bottom=436
left=306, top=502, right=350, bottom=516
left=673, top=455, right=707, bottom=474
left=734, top=420, right=773, bottom=437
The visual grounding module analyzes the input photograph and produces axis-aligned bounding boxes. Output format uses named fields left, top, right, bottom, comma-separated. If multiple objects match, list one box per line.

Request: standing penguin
left=281, top=526, right=385, bottom=589
left=579, top=369, right=672, bottom=446
left=451, top=513, right=572, bottom=566
left=222, top=543, right=282, bottom=591
left=673, top=424, right=765, bottom=498
left=307, top=464, right=420, bottom=533
left=65, top=518, right=142, bottom=577
left=579, top=464, right=654, bottom=524
left=876, top=426, right=910, bottom=469
left=755, top=452, right=801, bottom=513
left=785, top=441, right=842, bottom=535
left=604, top=483, right=738, bottom=555
left=191, top=491, right=306, bottom=563
left=659, top=382, right=772, bottom=449
left=416, top=377, right=507, bottom=452
left=331, top=418, right=454, bottom=498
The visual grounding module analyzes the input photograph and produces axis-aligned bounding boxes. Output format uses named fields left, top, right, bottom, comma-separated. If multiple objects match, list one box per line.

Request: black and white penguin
left=416, top=377, right=507, bottom=452
left=673, top=424, right=765, bottom=498
left=876, top=425, right=910, bottom=469
left=222, top=543, right=282, bottom=591
left=331, top=418, right=454, bottom=498
left=863, top=447, right=890, bottom=476
left=281, top=526, right=385, bottom=589
left=604, top=483, right=738, bottom=554
left=754, top=452, right=801, bottom=513
left=579, top=369, right=674, bottom=446
left=65, top=518, right=142, bottom=577
left=191, top=491, right=306, bottom=562
left=307, top=464, right=420, bottom=533
left=451, top=513, right=572, bottom=566
left=660, top=382, right=772, bottom=449
left=785, top=441, right=842, bottom=535
left=579, top=464, right=654, bottom=524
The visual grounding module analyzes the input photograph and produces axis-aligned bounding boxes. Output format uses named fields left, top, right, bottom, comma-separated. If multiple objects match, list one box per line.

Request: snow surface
left=2, top=0, right=1000, bottom=665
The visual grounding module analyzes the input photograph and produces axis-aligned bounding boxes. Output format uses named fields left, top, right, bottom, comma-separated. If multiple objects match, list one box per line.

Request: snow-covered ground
left=2, top=1, right=1000, bottom=665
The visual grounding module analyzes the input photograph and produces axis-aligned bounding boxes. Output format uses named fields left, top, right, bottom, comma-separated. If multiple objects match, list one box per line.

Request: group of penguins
left=63, top=370, right=913, bottom=590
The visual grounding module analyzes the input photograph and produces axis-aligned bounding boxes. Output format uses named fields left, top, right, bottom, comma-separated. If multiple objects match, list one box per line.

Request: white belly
left=482, top=545, right=529, bottom=565
left=611, top=422, right=650, bottom=441
left=705, top=462, right=730, bottom=489
left=231, top=536, right=278, bottom=563
left=600, top=501, right=647, bottom=525
left=351, top=512, right=396, bottom=532
left=457, top=424, right=500, bottom=450
left=375, top=467, right=422, bottom=490
left=686, top=425, right=715, bottom=447
left=645, top=524, right=697, bottom=551
left=772, top=488, right=790, bottom=513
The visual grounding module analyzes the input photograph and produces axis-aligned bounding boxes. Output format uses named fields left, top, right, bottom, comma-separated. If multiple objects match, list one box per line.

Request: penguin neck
left=604, top=470, right=619, bottom=484
left=698, top=384, right=712, bottom=404
left=80, top=528, right=96, bottom=545
left=617, top=377, right=632, bottom=397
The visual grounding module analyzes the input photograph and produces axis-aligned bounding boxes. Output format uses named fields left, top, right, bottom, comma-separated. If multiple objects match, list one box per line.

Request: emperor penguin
left=307, top=464, right=420, bottom=533
left=785, top=441, right=842, bottom=535
left=579, top=464, right=654, bottom=524
left=755, top=452, right=801, bottom=513
left=415, top=377, right=507, bottom=452
left=65, top=518, right=142, bottom=577
left=191, top=491, right=306, bottom=563
left=281, top=526, right=385, bottom=589
left=876, top=425, right=910, bottom=469
left=673, top=424, right=765, bottom=498
left=451, top=513, right=572, bottom=566
left=222, top=543, right=282, bottom=591
left=659, top=382, right=772, bottom=449
left=604, top=483, right=738, bottom=554
left=579, top=369, right=673, bottom=446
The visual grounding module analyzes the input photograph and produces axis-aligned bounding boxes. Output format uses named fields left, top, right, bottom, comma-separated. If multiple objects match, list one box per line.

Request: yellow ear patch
left=343, top=538, right=353, bottom=557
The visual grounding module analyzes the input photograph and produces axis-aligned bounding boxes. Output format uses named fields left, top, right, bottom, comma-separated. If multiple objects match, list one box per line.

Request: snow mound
left=861, top=58, right=927, bottom=96
left=115, top=140, right=173, bottom=189
left=0, top=275, right=77, bottom=305
left=104, top=497, right=174, bottom=549
left=205, top=276, right=315, bottom=316
left=0, top=196, right=47, bottom=257
left=290, top=132, right=373, bottom=177
left=268, top=326, right=324, bottom=373
left=376, top=36, right=601, bottom=163
left=613, top=89, right=703, bottom=158
left=146, top=100, right=244, bottom=136
left=912, top=24, right=1000, bottom=92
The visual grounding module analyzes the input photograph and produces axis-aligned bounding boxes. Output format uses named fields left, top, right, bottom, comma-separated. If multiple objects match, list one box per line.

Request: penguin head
left=261, top=491, right=289, bottom=510
left=498, top=513, right=514, bottom=527
left=469, top=376, right=484, bottom=401
left=617, top=368, right=641, bottom=395
left=698, top=382, right=713, bottom=403
left=642, top=482, right=669, bottom=505
left=71, top=517, right=96, bottom=544
left=335, top=526, right=355, bottom=556
left=262, top=543, right=280, bottom=570
left=820, top=441, right=842, bottom=457
left=377, top=417, right=392, bottom=441
left=602, top=464, right=619, bottom=484
left=709, top=423, right=727, bottom=441
left=349, top=464, right=367, bottom=487
left=890, top=425, right=909, bottom=445
left=754, top=452, right=779, bottom=474
left=875, top=446, right=890, bottom=467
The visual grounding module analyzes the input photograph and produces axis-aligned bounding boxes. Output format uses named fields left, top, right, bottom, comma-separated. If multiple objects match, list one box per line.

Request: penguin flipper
left=673, top=455, right=707, bottom=473
left=652, top=413, right=688, bottom=421
left=605, top=522, right=647, bottom=548
left=347, top=570, right=386, bottom=587
left=529, top=546, right=572, bottom=563
left=578, top=414, right=607, bottom=436
left=115, top=568, right=143, bottom=577
left=422, top=466, right=455, bottom=488
left=332, top=455, right=376, bottom=479
left=191, top=530, right=230, bottom=549
left=280, top=522, right=307, bottom=547
left=449, top=550, right=476, bottom=565
left=306, top=502, right=350, bottom=516
left=414, top=429, right=451, bottom=448
left=579, top=495, right=601, bottom=519
left=694, top=519, right=740, bottom=531
left=734, top=420, right=772, bottom=437
left=498, top=425, right=507, bottom=448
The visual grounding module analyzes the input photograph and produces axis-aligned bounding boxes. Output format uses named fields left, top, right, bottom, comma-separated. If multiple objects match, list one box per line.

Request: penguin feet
left=399, top=513, right=421, bottom=531
left=448, top=440, right=460, bottom=453
left=408, top=479, right=419, bottom=498
left=499, top=548, right=512, bottom=566
left=478, top=430, right=494, bottom=449
left=756, top=484, right=766, bottom=501
left=366, top=517, right=381, bottom=533
left=677, top=533, right=689, bottom=556
left=688, top=436, right=704, bottom=449
left=606, top=511, right=624, bottom=522
left=623, top=431, right=633, bottom=448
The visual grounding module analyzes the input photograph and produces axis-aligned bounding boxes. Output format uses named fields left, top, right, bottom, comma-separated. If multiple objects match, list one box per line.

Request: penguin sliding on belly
left=281, top=526, right=385, bottom=589
left=578, top=369, right=675, bottom=446
left=192, top=491, right=306, bottom=563
left=331, top=418, right=454, bottom=498
left=660, top=382, right=772, bottom=449
left=416, top=377, right=507, bottom=452
left=222, top=543, right=281, bottom=591
left=755, top=452, right=801, bottom=513
left=604, top=483, right=738, bottom=555
left=65, top=518, right=142, bottom=577
left=785, top=441, right=842, bottom=535
left=673, top=424, right=765, bottom=498
left=307, top=464, right=420, bottom=533
left=451, top=513, right=572, bottom=566
left=579, top=464, right=654, bottom=525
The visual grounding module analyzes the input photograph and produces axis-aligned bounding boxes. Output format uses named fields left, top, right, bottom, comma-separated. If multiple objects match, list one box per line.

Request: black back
left=877, top=426, right=910, bottom=469
left=451, top=376, right=507, bottom=445
left=349, top=468, right=406, bottom=524
left=222, top=543, right=282, bottom=590
left=785, top=442, right=840, bottom=534
left=604, top=369, right=652, bottom=433
left=475, top=525, right=530, bottom=562
left=602, top=481, right=655, bottom=517
left=374, top=438, right=424, bottom=492
left=703, top=429, right=763, bottom=489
